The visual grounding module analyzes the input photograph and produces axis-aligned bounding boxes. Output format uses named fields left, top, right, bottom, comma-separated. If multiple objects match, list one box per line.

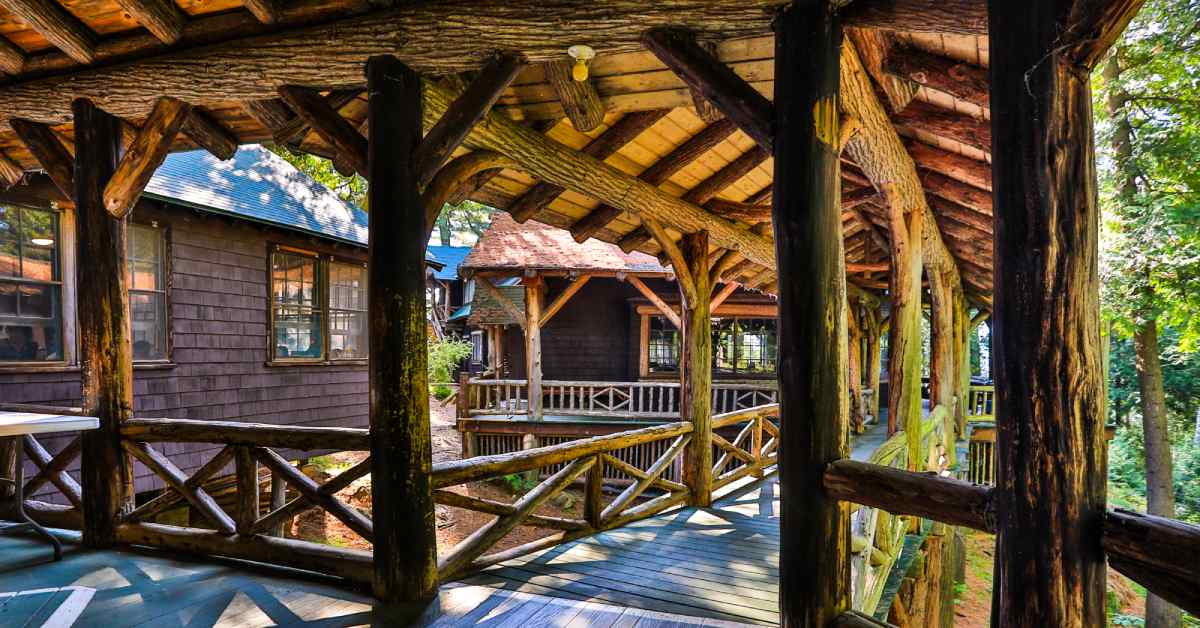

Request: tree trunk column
left=773, top=3, right=850, bottom=625
left=847, top=302, right=864, bottom=434
left=524, top=276, right=544, bottom=422
left=366, top=54, right=438, bottom=604
left=927, top=267, right=956, bottom=454
left=887, top=207, right=923, bottom=468
left=989, top=2, right=1109, bottom=624
left=679, top=230, right=712, bottom=507
left=74, top=98, right=134, bottom=549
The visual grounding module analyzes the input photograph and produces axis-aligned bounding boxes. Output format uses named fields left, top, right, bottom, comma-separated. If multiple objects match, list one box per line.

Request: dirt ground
left=289, top=395, right=574, bottom=554
left=954, top=529, right=1146, bottom=627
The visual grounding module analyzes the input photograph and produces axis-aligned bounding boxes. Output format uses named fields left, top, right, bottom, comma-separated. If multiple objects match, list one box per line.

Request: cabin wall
left=0, top=198, right=370, bottom=499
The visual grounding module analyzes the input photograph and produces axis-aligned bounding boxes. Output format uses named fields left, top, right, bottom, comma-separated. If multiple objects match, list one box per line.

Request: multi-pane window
left=271, top=249, right=368, bottom=362
left=328, top=262, right=367, bottom=359
left=0, top=205, right=62, bottom=363
left=128, top=224, right=168, bottom=361
left=732, top=318, right=777, bottom=374
left=470, top=330, right=484, bottom=364
left=647, top=315, right=679, bottom=372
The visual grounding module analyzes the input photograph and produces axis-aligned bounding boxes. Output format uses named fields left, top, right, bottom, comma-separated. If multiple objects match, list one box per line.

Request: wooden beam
left=841, top=0, right=986, bottom=35
left=539, top=274, right=591, bottom=327
left=824, top=459, right=995, bottom=533
left=10, top=119, right=74, bottom=199
left=774, top=3, right=850, bottom=624
left=446, top=118, right=559, bottom=206
left=892, top=100, right=990, bottom=154
left=273, top=89, right=360, bottom=146
left=104, top=96, right=191, bottom=219
left=988, top=0, right=1134, bottom=622
left=705, top=199, right=770, bottom=223
left=365, top=54, right=437, bottom=604
left=543, top=59, right=605, bottom=133
left=241, top=99, right=293, bottom=135
left=642, top=26, right=774, bottom=152
left=1104, top=510, right=1200, bottom=616
left=278, top=85, right=367, bottom=176
left=569, top=118, right=737, bottom=243
left=679, top=230, right=712, bottom=506
left=181, top=107, right=239, bottom=161
left=242, top=0, right=280, bottom=24
left=684, top=146, right=769, bottom=205
left=708, top=281, right=738, bottom=311
left=625, top=274, right=680, bottom=329
left=886, top=46, right=988, bottom=109
left=642, top=218, right=697, bottom=307
left=0, top=36, right=26, bottom=74
left=846, top=28, right=916, bottom=113
left=0, top=149, right=22, bottom=187
left=904, top=139, right=991, bottom=192
left=920, top=169, right=991, bottom=215
left=422, top=151, right=519, bottom=233
left=524, top=276, right=544, bottom=421
left=0, top=0, right=96, bottom=64
left=73, top=98, right=132, bottom=548
left=508, top=108, right=669, bottom=223
left=114, top=0, right=186, bottom=45
left=413, top=52, right=526, bottom=187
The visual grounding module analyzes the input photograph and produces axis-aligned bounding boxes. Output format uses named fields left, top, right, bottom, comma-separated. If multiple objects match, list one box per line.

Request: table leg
left=3, top=439, right=63, bottom=561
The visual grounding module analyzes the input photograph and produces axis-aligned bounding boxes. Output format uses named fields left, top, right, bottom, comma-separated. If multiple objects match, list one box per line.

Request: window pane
left=0, top=282, right=15, bottom=316
left=274, top=305, right=323, bottom=359
left=711, top=318, right=736, bottom=372
left=329, top=262, right=366, bottom=312
left=647, top=315, right=679, bottom=372
left=130, top=292, right=167, bottom=360
left=736, top=318, right=777, bottom=374
left=0, top=206, right=16, bottom=277
left=272, top=252, right=318, bottom=307
left=0, top=283, right=61, bottom=362
left=329, top=310, right=366, bottom=359
left=22, top=208, right=57, bottom=282
left=18, top=283, right=53, bottom=318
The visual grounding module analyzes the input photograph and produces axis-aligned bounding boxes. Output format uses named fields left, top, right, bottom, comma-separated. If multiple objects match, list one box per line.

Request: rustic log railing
left=710, top=404, right=780, bottom=491
left=1, top=403, right=89, bottom=530
left=844, top=406, right=948, bottom=614
left=464, top=377, right=777, bottom=419
left=964, top=384, right=993, bottom=421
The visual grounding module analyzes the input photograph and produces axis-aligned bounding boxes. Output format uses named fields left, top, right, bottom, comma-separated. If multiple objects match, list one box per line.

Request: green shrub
left=428, top=337, right=473, bottom=387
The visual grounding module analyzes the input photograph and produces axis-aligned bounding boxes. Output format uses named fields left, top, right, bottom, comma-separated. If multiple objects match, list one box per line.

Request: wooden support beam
left=642, top=27, right=774, bottom=152
left=988, top=0, right=1138, bottom=622
left=524, top=276, right=544, bottom=421
left=892, top=100, right=990, bottom=154
left=181, top=107, right=238, bottom=161
left=241, top=99, right=293, bottom=136
left=708, top=281, right=738, bottom=311
left=123, top=440, right=236, bottom=535
left=625, top=274, right=680, bottom=329
left=678, top=230, right=712, bottom=507
left=824, top=459, right=995, bottom=533
left=445, top=118, right=559, bottom=206
left=543, top=59, right=605, bottom=133
left=73, top=98, right=132, bottom=548
left=774, top=3, right=850, bottom=624
left=0, top=150, right=22, bottom=187
left=846, top=28, right=917, bottom=113
left=242, top=0, right=280, bottom=24
left=688, top=40, right=724, bottom=123
left=642, top=218, right=697, bottom=306
left=422, top=151, right=519, bottom=234
left=365, top=54, right=437, bottom=604
left=569, top=118, right=737, bottom=243
left=104, top=96, right=191, bottom=219
left=706, top=199, right=770, bottom=223
left=904, top=139, right=991, bottom=192
left=115, top=0, right=186, bottom=45
left=0, top=35, right=27, bottom=74
left=539, top=274, right=591, bottom=327
left=413, top=52, right=526, bottom=187
left=1104, top=510, right=1200, bottom=616
left=508, top=108, right=669, bottom=223
left=278, top=85, right=367, bottom=176
left=10, top=119, right=73, bottom=199
left=886, top=46, right=988, bottom=109
left=684, top=146, right=768, bottom=205
left=0, top=0, right=96, bottom=64
left=273, top=89, right=359, bottom=146
left=920, top=169, right=991, bottom=215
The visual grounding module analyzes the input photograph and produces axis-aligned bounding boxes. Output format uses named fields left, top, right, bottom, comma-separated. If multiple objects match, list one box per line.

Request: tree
left=1097, top=2, right=1200, bottom=626
left=433, top=200, right=495, bottom=246
left=268, top=145, right=368, bottom=209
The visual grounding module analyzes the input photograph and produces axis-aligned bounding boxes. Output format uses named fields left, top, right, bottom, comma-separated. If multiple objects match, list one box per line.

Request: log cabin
left=0, top=0, right=1196, bottom=626
left=1, top=144, right=442, bottom=499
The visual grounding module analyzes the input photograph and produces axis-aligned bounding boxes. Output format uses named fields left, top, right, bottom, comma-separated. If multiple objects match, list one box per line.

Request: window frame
left=636, top=305, right=779, bottom=380
left=127, top=220, right=172, bottom=364
left=268, top=244, right=369, bottom=365
left=0, top=203, right=67, bottom=367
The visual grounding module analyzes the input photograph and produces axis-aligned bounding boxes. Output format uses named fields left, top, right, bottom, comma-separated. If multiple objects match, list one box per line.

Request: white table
left=1, top=412, right=99, bottom=561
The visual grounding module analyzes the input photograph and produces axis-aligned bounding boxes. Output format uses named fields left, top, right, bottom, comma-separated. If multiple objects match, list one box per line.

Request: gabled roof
left=426, top=245, right=472, bottom=281
left=461, top=213, right=667, bottom=276
left=145, top=145, right=370, bottom=247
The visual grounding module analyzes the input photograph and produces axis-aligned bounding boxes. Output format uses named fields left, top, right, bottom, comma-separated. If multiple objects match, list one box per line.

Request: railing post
left=456, top=371, right=471, bottom=419
left=366, top=54, right=438, bottom=604
left=585, top=453, right=604, bottom=529
left=752, top=415, right=764, bottom=478
left=234, top=446, right=258, bottom=536
left=524, top=275, right=544, bottom=422
left=74, top=98, right=134, bottom=549
left=772, top=2, right=850, bottom=626
left=679, top=230, right=712, bottom=507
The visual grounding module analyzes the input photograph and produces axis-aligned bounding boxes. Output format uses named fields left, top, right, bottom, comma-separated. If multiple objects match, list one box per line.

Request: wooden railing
left=848, top=406, right=948, bottom=615
left=464, top=378, right=777, bottom=419
left=711, top=404, right=780, bottom=491
left=966, top=424, right=997, bottom=486
left=965, top=385, right=994, bottom=421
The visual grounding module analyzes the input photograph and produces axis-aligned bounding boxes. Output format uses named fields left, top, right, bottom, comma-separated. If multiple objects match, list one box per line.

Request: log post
left=365, top=54, right=437, bottom=604
left=863, top=304, right=883, bottom=427
left=772, top=3, right=850, bottom=625
left=524, top=276, right=544, bottom=422
left=889, top=208, right=923, bottom=467
left=847, top=299, right=864, bottom=434
left=73, top=98, right=135, bottom=549
left=953, top=291, right=971, bottom=438
left=987, top=0, right=1141, bottom=622
left=678, top=230, right=712, bottom=507
left=927, top=266, right=957, bottom=452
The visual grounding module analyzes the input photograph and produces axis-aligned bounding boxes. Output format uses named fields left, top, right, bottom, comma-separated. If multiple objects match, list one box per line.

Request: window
left=128, top=224, right=168, bottom=361
left=0, top=205, right=62, bottom=363
left=470, top=330, right=484, bottom=364
left=328, top=261, right=367, bottom=359
left=647, top=315, right=679, bottom=372
left=270, top=248, right=368, bottom=362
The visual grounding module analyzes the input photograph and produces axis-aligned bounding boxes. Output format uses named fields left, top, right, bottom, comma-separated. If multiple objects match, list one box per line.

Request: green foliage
left=501, top=473, right=537, bottom=494
left=431, top=384, right=454, bottom=400
left=267, top=145, right=369, bottom=210
left=428, top=337, right=473, bottom=385
left=433, top=200, right=496, bottom=246
left=1107, top=330, right=1200, bottom=429
left=1108, top=422, right=1200, bottom=523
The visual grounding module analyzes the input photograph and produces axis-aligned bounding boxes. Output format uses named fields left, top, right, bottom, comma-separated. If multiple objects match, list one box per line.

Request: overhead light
left=31, top=238, right=54, bottom=246
left=567, top=45, right=596, bottom=82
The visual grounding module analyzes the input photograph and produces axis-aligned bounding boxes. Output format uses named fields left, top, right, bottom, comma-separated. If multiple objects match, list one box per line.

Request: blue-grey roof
left=426, top=245, right=472, bottom=280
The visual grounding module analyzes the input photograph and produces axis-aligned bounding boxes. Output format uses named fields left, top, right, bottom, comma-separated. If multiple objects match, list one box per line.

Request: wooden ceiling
left=0, top=0, right=994, bottom=305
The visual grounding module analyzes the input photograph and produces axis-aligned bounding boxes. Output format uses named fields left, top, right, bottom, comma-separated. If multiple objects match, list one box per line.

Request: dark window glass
left=328, top=261, right=367, bottom=359
left=0, top=205, right=62, bottom=363
left=647, top=315, right=680, bottom=372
